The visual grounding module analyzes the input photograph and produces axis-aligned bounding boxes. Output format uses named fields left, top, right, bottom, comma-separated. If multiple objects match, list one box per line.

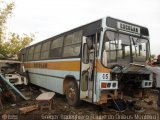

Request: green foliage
left=150, top=54, right=156, bottom=59
left=0, top=1, right=34, bottom=59
left=0, top=33, right=34, bottom=58
left=0, top=1, right=14, bottom=42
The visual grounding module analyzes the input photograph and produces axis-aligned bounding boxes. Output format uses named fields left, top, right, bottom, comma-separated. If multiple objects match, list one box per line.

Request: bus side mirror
left=86, top=37, right=93, bottom=50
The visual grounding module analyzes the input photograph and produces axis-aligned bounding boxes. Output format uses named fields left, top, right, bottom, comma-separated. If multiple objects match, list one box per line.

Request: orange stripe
left=24, top=63, right=34, bottom=68
left=24, top=60, right=80, bottom=71
left=24, top=60, right=111, bottom=72
left=96, top=60, right=111, bottom=72
left=48, top=61, right=80, bottom=71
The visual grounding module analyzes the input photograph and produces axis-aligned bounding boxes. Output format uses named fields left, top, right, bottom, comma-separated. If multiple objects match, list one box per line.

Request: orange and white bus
left=20, top=17, right=152, bottom=106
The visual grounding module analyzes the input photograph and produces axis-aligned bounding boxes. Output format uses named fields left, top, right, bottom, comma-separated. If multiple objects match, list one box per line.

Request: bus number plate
left=99, top=73, right=110, bottom=80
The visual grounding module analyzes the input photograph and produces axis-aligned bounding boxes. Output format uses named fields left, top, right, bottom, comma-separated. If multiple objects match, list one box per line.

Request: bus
left=20, top=17, right=153, bottom=106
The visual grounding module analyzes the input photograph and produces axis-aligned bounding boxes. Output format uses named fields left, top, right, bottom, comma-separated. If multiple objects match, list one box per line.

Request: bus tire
left=66, top=81, right=79, bottom=106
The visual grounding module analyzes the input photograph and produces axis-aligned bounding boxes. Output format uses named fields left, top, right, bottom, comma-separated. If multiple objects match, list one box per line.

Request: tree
left=0, top=0, right=14, bottom=42
left=1, top=33, right=34, bottom=58
left=0, top=0, right=14, bottom=58
left=0, top=1, right=33, bottom=59
left=150, top=54, right=156, bottom=60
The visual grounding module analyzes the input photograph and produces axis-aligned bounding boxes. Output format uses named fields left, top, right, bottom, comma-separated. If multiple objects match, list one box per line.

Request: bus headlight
left=141, top=80, right=153, bottom=88
left=101, top=82, right=107, bottom=88
left=112, top=83, right=117, bottom=88
left=107, top=83, right=111, bottom=88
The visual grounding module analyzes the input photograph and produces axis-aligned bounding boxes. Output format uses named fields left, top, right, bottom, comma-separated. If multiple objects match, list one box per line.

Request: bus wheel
left=66, top=81, right=79, bottom=106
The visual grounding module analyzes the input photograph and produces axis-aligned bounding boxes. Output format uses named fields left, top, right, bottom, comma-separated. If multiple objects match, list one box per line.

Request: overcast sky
left=5, top=0, right=160, bottom=56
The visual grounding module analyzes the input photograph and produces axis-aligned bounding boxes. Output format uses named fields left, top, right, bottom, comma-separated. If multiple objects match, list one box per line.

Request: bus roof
left=24, top=16, right=149, bottom=49
left=106, top=17, right=149, bottom=36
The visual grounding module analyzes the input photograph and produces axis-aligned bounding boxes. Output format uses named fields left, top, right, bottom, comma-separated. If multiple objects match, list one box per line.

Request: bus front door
left=80, top=36, right=95, bottom=102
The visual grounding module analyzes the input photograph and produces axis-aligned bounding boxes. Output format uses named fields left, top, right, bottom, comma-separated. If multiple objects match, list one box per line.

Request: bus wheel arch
left=63, top=76, right=80, bottom=106
left=63, top=76, right=77, bottom=94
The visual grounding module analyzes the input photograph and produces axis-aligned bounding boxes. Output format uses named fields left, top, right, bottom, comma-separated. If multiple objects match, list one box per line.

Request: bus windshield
left=102, top=31, right=149, bottom=67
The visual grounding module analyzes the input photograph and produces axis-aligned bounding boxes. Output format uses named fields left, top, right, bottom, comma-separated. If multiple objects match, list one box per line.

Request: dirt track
left=0, top=86, right=160, bottom=120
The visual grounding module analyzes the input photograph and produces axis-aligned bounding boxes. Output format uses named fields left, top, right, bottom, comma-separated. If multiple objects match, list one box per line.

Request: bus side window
left=20, top=49, right=26, bottom=62
left=50, top=37, right=63, bottom=58
left=33, top=44, right=41, bottom=60
left=25, top=49, right=28, bottom=61
left=41, top=41, right=50, bottom=59
left=27, top=46, right=34, bottom=61
left=87, top=33, right=100, bottom=56
left=63, top=31, right=82, bottom=57
left=23, top=49, right=28, bottom=62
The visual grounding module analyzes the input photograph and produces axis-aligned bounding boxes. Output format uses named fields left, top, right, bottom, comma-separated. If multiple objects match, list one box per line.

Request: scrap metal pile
left=0, top=60, right=28, bottom=110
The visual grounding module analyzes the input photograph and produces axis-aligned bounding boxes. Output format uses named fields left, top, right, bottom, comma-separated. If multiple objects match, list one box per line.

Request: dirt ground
left=0, top=85, right=160, bottom=120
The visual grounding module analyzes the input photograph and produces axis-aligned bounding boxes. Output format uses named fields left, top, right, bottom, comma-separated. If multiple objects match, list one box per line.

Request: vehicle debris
left=143, top=98, right=153, bottom=105
left=0, top=87, right=3, bottom=110
left=0, top=74, right=28, bottom=100
left=19, top=105, right=38, bottom=114
left=10, top=104, right=16, bottom=107
left=36, top=92, right=55, bottom=111
left=0, top=60, right=27, bottom=85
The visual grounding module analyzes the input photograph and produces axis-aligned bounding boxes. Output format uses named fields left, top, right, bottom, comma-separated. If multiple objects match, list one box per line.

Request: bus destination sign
left=117, top=22, right=140, bottom=34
